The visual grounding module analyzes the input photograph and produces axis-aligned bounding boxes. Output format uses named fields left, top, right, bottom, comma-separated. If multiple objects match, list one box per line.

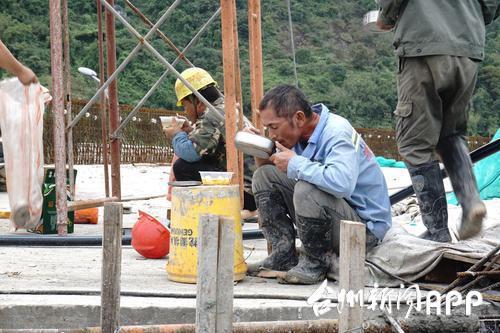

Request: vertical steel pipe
left=220, top=0, right=239, bottom=183
left=248, top=0, right=264, bottom=131
left=286, top=0, right=298, bottom=87
left=232, top=3, right=245, bottom=205
left=49, top=0, right=69, bottom=235
left=62, top=0, right=75, bottom=199
left=97, top=0, right=110, bottom=197
left=105, top=0, right=121, bottom=199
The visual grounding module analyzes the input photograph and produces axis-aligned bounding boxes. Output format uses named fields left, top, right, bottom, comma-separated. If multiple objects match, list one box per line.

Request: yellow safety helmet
left=174, top=67, right=217, bottom=106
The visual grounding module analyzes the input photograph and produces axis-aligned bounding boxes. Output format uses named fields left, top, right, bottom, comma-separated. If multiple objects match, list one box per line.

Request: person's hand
left=163, top=119, right=183, bottom=139
left=177, top=116, right=193, bottom=133
left=269, top=141, right=296, bottom=173
left=16, top=65, right=38, bottom=85
left=376, top=17, right=394, bottom=31
left=242, top=125, right=261, bottom=135
left=41, top=85, right=52, bottom=105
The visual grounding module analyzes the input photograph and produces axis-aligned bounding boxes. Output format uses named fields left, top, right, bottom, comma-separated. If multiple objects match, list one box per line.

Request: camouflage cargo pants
left=395, top=55, right=479, bottom=167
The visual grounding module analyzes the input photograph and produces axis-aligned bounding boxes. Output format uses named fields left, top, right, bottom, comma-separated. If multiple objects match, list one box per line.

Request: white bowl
left=159, top=116, right=185, bottom=130
left=199, top=171, right=233, bottom=185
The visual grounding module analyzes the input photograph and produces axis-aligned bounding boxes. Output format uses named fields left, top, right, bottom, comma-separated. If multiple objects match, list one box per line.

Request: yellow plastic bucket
left=166, top=184, right=247, bottom=283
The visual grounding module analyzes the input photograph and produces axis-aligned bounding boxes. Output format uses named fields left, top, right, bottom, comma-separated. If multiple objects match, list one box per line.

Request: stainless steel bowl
left=363, top=10, right=383, bottom=33
left=234, top=131, right=275, bottom=159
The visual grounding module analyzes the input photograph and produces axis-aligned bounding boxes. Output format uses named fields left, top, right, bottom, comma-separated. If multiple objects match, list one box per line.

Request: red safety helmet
left=131, top=210, right=170, bottom=259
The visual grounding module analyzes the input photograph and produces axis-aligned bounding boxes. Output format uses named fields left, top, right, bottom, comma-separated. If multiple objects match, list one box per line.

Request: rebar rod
left=441, top=244, right=500, bottom=295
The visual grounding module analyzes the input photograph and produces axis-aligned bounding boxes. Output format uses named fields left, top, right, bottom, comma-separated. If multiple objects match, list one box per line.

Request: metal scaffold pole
left=96, top=0, right=110, bottom=197
left=232, top=3, right=245, bottom=206
left=49, top=0, right=69, bottom=235
left=62, top=0, right=75, bottom=199
left=248, top=0, right=264, bottom=131
left=105, top=0, right=121, bottom=200
left=220, top=0, right=240, bottom=186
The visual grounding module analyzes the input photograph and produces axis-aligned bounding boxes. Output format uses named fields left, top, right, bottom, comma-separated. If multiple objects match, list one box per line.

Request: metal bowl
left=234, top=131, right=275, bottom=159
left=363, top=10, right=384, bottom=33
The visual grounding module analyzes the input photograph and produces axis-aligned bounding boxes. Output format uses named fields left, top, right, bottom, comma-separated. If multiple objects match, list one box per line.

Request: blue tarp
left=376, top=156, right=406, bottom=168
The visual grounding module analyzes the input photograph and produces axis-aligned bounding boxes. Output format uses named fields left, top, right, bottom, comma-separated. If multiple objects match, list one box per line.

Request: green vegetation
left=1, top=1, right=498, bottom=135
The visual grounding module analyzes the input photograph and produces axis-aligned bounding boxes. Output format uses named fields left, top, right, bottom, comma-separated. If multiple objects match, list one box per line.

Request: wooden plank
left=443, top=252, right=500, bottom=268
left=67, top=197, right=118, bottom=211
left=339, top=220, right=366, bottom=333
left=196, top=214, right=219, bottom=333
left=101, top=202, right=123, bottom=333
left=216, top=217, right=235, bottom=333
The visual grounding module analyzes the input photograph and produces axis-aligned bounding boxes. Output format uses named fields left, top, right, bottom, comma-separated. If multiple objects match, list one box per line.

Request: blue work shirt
left=287, top=104, right=392, bottom=240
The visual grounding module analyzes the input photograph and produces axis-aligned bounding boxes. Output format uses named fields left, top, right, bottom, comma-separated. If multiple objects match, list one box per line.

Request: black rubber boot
left=247, top=191, right=298, bottom=275
left=281, top=216, right=332, bottom=284
left=408, top=161, right=452, bottom=243
left=437, top=136, right=486, bottom=240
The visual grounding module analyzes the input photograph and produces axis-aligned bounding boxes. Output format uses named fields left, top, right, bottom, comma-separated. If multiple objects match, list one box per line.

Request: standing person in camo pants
left=377, top=0, right=499, bottom=242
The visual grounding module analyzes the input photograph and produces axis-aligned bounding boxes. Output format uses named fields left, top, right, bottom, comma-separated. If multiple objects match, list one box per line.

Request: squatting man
left=246, top=85, right=392, bottom=285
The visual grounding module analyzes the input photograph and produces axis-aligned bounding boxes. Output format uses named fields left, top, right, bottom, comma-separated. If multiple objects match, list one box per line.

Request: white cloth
left=0, top=78, right=47, bottom=229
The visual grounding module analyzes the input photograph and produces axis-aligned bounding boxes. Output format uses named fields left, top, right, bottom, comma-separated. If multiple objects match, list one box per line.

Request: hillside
left=0, top=0, right=498, bottom=135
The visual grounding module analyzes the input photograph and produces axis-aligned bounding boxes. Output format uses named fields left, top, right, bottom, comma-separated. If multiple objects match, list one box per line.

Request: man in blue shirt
left=249, top=85, right=392, bottom=284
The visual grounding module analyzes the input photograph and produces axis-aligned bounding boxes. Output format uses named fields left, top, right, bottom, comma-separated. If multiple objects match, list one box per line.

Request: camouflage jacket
left=188, top=97, right=227, bottom=169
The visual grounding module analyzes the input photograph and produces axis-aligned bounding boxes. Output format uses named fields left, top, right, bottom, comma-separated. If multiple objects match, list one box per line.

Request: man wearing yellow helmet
left=164, top=67, right=257, bottom=215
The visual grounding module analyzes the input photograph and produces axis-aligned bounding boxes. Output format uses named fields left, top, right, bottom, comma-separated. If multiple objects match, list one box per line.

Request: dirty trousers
left=395, top=55, right=479, bottom=167
left=252, top=165, right=378, bottom=253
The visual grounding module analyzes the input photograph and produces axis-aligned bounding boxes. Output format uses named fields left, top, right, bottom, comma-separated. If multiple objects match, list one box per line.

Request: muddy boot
left=247, top=191, right=298, bottom=276
left=408, top=161, right=452, bottom=243
left=281, top=216, right=332, bottom=284
left=437, top=136, right=486, bottom=240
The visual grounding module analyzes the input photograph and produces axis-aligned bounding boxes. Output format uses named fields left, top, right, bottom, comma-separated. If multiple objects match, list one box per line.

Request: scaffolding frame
left=49, top=0, right=264, bottom=235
